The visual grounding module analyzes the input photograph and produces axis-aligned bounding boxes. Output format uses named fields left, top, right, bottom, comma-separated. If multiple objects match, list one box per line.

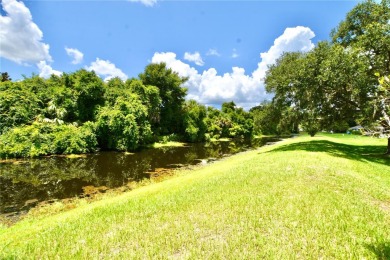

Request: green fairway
left=1, top=134, right=389, bottom=259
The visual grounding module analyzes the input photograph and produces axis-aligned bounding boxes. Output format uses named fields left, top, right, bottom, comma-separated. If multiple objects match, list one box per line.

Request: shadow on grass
left=265, top=140, right=389, bottom=166
left=365, top=242, right=390, bottom=259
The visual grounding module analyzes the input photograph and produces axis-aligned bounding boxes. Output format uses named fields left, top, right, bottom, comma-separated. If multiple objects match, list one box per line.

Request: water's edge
left=0, top=137, right=281, bottom=222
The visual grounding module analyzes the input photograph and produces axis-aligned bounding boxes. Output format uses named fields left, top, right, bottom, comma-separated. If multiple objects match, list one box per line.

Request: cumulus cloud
left=128, top=0, right=157, bottom=7
left=37, top=61, right=62, bottom=78
left=150, top=26, right=315, bottom=110
left=184, top=52, right=205, bottom=66
left=253, top=26, right=315, bottom=80
left=0, top=0, right=51, bottom=64
left=86, top=58, right=128, bottom=81
left=65, top=47, right=84, bottom=64
left=152, top=52, right=199, bottom=80
left=152, top=52, right=269, bottom=109
left=206, top=48, right=221, bottom=57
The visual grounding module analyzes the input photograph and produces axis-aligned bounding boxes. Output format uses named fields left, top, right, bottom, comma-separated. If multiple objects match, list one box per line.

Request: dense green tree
left=331, top=0, right=390, bottom=74
left=250, top=103, right=276, bottom=135
left=331, top=0, right=390, bottom=140
left=301, top=112, right=321, bottom=137
left=183, top=100, right=207, bottom=142
left=300, top=42, right=372, bottom=130
left=265, top=42, right=372, bottom=136
left=21, top=75, right=67, bottom=120
left=263, top=1, right=389, bottom=138
left=104, top=77, right=162, bottom=134
left=95, top=96, right=152, bottom=151
left=0, top=122, right=97, bottom=158
left=63, top=69, right=106, bottom=122
left=139, top=63, right=188, bottom=135
left=265, top=51, right=303, bottom=119
left=206, top=102, right=253, bottom=139
left=227, top=105, right=253, bottom=138
left=221, top=101, right=236, bottom=114
left=104, top=77, right=128, bottom=106
left=127, top=79, right=162, bottom=130
left=264, top=52, right=306, bottom=133
left=250, top=102, right=297, bottom=135
left=204, top=107, right=224, bottom=139
left=0, top=81, right=42, bottom=133
left=331, top=0, right=389, bottom=45
left=21, top=71, right=106, bottom=124
left=41, top=85, right=74, bottom=123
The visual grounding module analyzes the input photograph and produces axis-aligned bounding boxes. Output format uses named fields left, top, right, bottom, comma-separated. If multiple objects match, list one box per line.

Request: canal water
left=0, top=137, right=279, bottom=217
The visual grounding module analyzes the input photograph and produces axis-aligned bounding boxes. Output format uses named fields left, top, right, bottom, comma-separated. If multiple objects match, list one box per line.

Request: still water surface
left=0, top=137, right=279, bottom=216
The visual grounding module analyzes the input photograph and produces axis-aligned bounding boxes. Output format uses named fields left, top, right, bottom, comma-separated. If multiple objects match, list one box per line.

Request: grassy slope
left=1, top=134, right=389, bottom=259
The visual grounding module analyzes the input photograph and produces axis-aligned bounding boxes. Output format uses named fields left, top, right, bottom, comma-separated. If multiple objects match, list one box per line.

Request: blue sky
left=0, top=0, right=358, bottom=109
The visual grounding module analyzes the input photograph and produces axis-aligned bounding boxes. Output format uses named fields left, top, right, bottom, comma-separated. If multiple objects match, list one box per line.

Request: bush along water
left=0, top=65, right=254, bottom=159
left=0, top=122, right=97, bottom=159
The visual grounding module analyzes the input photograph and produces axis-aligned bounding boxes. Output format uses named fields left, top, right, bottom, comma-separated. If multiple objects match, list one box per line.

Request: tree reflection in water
left=0, top=137, right=280, bottom=215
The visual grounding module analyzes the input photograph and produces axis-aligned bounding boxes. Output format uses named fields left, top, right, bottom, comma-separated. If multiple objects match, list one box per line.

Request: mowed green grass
left=1, top=134, right=389, bottom=259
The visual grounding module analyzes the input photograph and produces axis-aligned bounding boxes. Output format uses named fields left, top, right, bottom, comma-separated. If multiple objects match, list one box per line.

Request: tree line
left=1, top=0, right=389, bottom=157
left=252, top=0, right=390, bottom=153
left=0, top=64, right=253, bottom=159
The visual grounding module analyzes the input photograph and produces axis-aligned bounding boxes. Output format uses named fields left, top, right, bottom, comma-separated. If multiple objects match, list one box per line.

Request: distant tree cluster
left=206, top=102, right=253, bottom=140
left=0, top=65, right=253, bottom=159
left=260, top=0, right=390, bottom=152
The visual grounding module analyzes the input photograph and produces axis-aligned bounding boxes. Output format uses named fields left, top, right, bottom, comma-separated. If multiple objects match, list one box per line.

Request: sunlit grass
left=147, top=141, right=186, bottom=148
left=210, top=137, right=231, bottom=142
left=1, top=134, right=389, bottom=258
left=62, top=154, right=88, bottom=159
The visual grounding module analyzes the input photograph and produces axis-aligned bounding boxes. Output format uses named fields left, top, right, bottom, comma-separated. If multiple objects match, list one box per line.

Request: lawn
left=1, top=134, right=389, bottom=259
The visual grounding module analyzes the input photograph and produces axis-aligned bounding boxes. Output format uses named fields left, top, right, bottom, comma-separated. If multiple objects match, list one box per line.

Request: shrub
left=95, top=97, right=153, bottom=151
left=183, top=100, right=207, bottom=142
left=0, top=122, right=98, bottom=159
left=51, top=123, right=97, bottom=154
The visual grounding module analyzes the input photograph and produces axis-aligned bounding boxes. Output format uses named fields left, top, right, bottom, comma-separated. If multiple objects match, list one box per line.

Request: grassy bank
left=1, top=134, right=389, bottom=258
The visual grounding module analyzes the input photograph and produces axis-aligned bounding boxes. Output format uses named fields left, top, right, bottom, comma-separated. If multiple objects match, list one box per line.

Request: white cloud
left=86, top=58, right=128, bottom=81
left=152, top=52, right=199, bottom=78
left=206, top=49, right=221, bottom=57
left=152, top=52, right=270, bottom=109
left=184, top=52, right=205, bottom=66
left=252, top=26, right=315, bottom=81
left=37, top=61, right=62, bottom=78
left=231, top=49, right=239, bottom=59
left=0, top=0, right=51, bottom=64
left=128, top=0, right=157, bottom=7
left=65, top=47, right=84, bottom=64
left=150, top=26, right=315, bottom=110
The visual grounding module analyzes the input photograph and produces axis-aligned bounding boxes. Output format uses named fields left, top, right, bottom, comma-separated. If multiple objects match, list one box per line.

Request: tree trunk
left=387, top=137, right=390, bottom=155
